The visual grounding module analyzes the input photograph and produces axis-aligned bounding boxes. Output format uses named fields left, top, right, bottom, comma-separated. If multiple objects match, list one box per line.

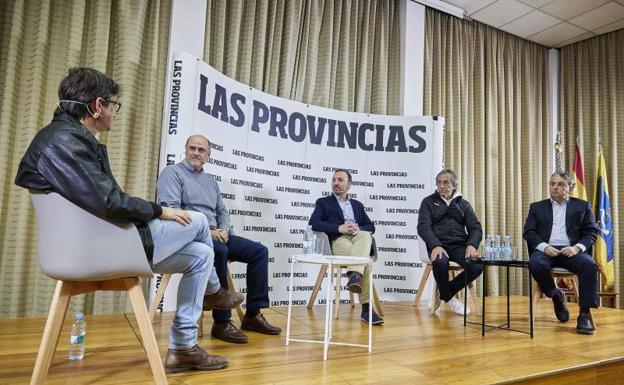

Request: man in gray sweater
left=157, top=134, right=281, bottom=344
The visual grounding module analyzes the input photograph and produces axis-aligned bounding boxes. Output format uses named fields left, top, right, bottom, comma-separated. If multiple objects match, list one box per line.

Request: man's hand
left=218, top=228, right=229, bottom=243
left=544, top=245, right=560, bottom=257
left=430, top=246, right=448, bottom=261
left=211, top=228, right=228, bottom=243
left=160, top=207, right=192, bottom=226
left=560, top=246, right=580, bottom=258
left=338, top=222, right=360, bottom=235
left=465, top=245, right=478, bottom=259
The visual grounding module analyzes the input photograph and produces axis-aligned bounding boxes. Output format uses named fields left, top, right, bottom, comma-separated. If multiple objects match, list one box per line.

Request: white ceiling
left=442, top=0, right=624, bottom=47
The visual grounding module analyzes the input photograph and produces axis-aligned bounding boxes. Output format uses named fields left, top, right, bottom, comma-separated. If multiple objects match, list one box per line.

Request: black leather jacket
left=417, top=191, right=483, bottom=254
left=15, top=112, right=161, bottom=262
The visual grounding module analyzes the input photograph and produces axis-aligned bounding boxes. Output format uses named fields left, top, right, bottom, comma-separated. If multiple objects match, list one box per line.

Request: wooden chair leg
left=334, top=266, right=342, bottom=319
left=571, top=276, right=580, bottom=303
left=450, top=270, right=461, bottom=299
left=198, top=312, right=204, bottom=338
left=149, top=273, right=171, bottom=321
left=372, top=284, right=384, bottom=317
left=589, top=309, right=597, bottom=330
left=226, top=266, right=244, bottom=321
left=414, top=263, right=432, bottom=306
left=430, top=279, right=439, bottom=315
left=125, top=278, right=168, bottom=385
left=531, top=279, right=542, bottom=327
left=349, top=291, right=355, bottom=307
left=307, top=264, right=328, bottom=309
left=467, top=281, right=481, bottom=315
left=30, top=281, right=72, bottom=385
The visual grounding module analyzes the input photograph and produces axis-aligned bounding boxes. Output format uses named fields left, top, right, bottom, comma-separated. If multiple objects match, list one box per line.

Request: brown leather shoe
left=203, top=287, right=245, bottom=310
left=241, top=313, right=282, bottom=335
left=164, top=344, right=228, bottom=373
left=211, top=321, right=248, bottom=343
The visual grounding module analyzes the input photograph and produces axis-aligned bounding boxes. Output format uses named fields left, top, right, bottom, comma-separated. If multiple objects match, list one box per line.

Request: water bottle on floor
left=69, top=312, right=87, bottom=361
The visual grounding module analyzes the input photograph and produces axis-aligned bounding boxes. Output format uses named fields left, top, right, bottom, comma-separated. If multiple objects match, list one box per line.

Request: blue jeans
left=148, top=211, right=221, bottom=349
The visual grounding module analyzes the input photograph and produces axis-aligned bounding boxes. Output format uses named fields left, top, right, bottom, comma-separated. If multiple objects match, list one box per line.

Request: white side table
left=285, top=254, right=373, bottom=360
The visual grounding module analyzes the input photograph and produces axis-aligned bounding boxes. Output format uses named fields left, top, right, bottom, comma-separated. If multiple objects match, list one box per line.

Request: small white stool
left=285, top=254, right=373, bottom=360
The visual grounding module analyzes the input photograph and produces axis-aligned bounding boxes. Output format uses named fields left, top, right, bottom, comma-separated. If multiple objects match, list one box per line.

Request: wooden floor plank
left=2, top=297, right=624, bottom=384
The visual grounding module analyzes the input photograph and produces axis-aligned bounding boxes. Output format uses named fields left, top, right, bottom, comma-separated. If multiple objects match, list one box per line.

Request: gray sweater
left=157, top=159, right=230, bottom=232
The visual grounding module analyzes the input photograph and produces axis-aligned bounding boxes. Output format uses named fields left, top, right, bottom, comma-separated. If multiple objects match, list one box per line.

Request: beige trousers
left=330, top=231, right=372, bottom=304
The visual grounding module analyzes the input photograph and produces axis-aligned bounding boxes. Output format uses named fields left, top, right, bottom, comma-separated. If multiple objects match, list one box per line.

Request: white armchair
left=29, top=192, right=167, bottom=385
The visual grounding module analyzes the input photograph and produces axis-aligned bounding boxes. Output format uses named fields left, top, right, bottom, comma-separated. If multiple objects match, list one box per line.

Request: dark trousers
left=431, top=245, right=483, bottom=302
left=528, top=249, right=598, bottom=308
left=211, top=234, right=270, bottom=322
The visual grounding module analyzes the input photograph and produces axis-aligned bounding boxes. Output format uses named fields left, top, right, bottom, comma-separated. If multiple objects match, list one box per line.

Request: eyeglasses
left=105, top=99, right=122, bottom=113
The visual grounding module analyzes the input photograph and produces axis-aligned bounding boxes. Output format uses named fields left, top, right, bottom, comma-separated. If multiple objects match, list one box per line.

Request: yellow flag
left=592, top=146, right=615, bottom=289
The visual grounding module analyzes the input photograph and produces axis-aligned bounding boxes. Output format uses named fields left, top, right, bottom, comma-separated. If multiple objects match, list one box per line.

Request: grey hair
left=436, top=168, right=459, bottom=188
left=551, top=171, right=576, bottom=190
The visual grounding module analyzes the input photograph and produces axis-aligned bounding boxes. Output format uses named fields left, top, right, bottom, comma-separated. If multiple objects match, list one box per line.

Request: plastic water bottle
left=303, top=225, right=316, bottom=254
left=69, top=312, right=87, bottom=361
left=504, top=235, right=512, bottom=260
left=493, top=235, right=501, bottom=260
left=485, top=235, right=492, bottom=260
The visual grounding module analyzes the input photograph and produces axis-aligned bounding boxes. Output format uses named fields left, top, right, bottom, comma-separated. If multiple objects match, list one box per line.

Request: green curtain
left=424, top=8, right=551, bottom=296
left=0, top=0, right=171, bottom=317
left=560, top=29, right=624, bottom=307
left=204, top=0, right=400, bottom=114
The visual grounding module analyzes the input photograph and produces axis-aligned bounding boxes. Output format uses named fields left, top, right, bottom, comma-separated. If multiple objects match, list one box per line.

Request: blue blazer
left=523, top=197, right=598, bottom=254
left=309, top=194, right=375, bottom=242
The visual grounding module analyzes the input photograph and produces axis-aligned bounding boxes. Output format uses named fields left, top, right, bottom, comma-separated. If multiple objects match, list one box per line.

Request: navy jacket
left=523, top=197, right=598, bottom=254
left=309, top=194, right=375, bottom=242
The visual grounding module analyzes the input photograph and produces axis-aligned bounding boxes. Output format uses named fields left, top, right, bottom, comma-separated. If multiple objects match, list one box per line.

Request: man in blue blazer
left=309, top=169, right=382, bottom=324
left=523, top=171, right=599, bottom=334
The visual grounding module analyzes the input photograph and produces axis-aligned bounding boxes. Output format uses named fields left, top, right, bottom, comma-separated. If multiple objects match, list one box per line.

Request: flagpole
left=554, top=130, right=563, bottom=173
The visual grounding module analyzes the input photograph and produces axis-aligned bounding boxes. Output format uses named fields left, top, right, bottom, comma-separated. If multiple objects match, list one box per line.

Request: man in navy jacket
left=309, top=169, right=382, bottom=324
left=523, top=171, right=599, bottom=334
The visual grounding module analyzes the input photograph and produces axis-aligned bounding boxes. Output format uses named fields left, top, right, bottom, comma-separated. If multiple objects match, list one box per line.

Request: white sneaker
left=447, top=297, right=470, bottom=315
left=431, top=289, right=441, bottom=312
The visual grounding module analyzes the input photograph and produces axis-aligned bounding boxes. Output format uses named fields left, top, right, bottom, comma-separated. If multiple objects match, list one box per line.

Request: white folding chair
left=307, top=232, right=384, bottom=318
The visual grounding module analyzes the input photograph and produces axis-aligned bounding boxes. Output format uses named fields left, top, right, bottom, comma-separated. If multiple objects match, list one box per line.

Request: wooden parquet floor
left=2, top=297, right=624, bottom=385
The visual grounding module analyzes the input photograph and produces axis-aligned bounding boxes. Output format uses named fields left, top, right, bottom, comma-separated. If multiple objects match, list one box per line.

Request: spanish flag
left=570, top=142, right=587, bottom=200
left=593, top=146, right=615, bottom=289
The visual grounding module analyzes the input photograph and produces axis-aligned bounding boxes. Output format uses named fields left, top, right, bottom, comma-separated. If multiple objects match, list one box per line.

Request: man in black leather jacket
left=15, top=67, right=244, bottom=373
left=417, top=169, right=483, bottom=315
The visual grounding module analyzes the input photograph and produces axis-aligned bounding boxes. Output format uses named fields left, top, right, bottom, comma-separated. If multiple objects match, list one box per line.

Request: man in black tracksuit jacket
left=417, top=169, right=483, bottom=315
